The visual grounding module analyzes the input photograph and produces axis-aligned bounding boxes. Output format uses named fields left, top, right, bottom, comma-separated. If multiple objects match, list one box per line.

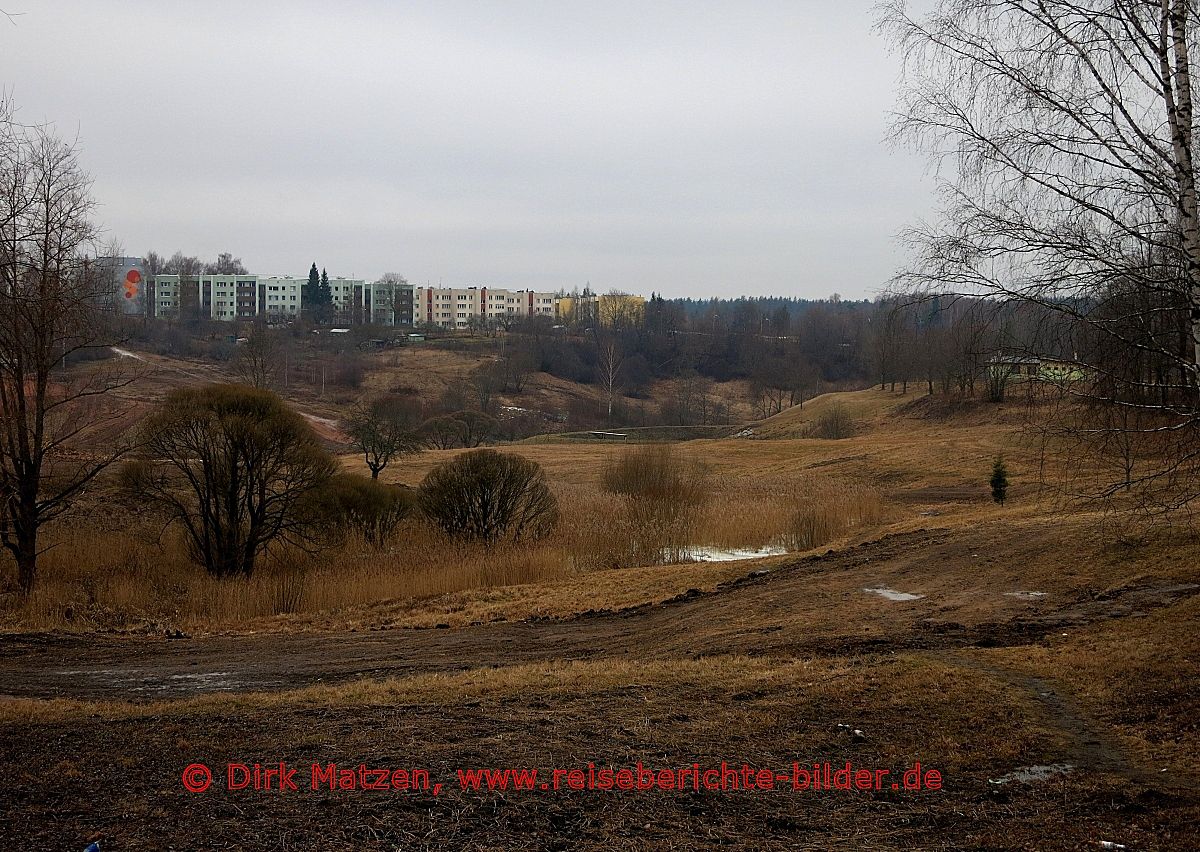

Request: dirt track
left=4, top=528, right=1194, bottom=702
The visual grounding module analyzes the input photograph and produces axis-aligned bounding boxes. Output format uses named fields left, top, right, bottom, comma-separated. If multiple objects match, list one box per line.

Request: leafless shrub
left=453, top=410, right=498, bottom=447
left=230, top=326, right=282, bottom=389
left=327, top=353, right=365, bottom=388
left=418, top=450, right=558, bottom=543
left=417, top=410, right=498, bottom=449
left=806, top=405, right=856, bottom=439
left=307, top=473, right=416, bottom=547
left=419, top=415, right=467, bottom=449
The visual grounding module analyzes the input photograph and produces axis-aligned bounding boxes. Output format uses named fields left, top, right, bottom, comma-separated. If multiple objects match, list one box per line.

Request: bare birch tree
left=597, top=336, right=623, bottom=420
left=0, top=102, right=137, bottom=593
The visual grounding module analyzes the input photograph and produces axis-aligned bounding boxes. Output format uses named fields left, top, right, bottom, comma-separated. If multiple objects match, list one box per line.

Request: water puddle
left=988, top=763, right=1074, bottom=785
left=167, top=671, right=234, bottom=682
left=673, top=545, right=787, bottom=563
left=57, top=668, right=243, bottom=694
left=1004, top=591, right=1048, bottom=599
left=862, top=587, right=925, bottom=601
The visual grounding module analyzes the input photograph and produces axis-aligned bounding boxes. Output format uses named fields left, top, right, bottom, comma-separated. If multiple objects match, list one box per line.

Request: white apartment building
left=150, top=274, right=312, bottom=321
left=147, top=274, right=413, bottom=325
left=150, top=274, right=261, bottom=321
left=143, top=268, right=559, bottom=330
left=258, top=277, right=305, bottom=320
left=151, top=275, right=178, bottom=317
left=358, top=279, right=414, bottom=326
left=324, top=277, right=367, bottom=319
left=328, top=278, right=416, bottom=326
left=413, top=286, right=560, bottom=329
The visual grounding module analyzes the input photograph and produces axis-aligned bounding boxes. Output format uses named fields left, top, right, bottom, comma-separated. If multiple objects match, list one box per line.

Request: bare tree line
left=144, top=250, right=248, bottom=277
left=879, top=0, right=1200, bottom=510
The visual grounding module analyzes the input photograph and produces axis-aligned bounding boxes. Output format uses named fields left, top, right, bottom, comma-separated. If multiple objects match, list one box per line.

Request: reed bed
left=1, top=465, right=889, bottom=632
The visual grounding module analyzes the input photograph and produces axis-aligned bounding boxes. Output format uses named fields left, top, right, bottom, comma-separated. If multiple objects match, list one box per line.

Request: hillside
left=88, top=341, right=766, bottom=445
left=743, top=387, right=909, bottom=439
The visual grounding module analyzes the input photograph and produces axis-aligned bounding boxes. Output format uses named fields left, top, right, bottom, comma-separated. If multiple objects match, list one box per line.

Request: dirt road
left=4, top=528, right=1193, bottom=702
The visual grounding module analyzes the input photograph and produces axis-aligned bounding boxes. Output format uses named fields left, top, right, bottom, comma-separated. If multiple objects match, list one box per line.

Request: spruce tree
left=319, top=268, right=332, bottom=305
left=990, top=457, right=1009, bottom=505
left=305, top=263, right=320, bottom=312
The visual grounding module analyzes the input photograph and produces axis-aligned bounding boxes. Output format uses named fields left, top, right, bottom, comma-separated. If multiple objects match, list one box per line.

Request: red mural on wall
left=123, top=268, right=142, bottom=300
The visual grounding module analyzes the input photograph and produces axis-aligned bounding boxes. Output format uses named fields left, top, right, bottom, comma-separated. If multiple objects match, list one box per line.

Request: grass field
left=5, top=389, right=1003, bottom=634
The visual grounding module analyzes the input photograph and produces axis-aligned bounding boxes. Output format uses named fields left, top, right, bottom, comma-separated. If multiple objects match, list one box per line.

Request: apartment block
left=327, top=278, right=414, bottom=326
left=558, top=292, right=645, bottom=327
left=257, top=277, right=305, bottom=320
left=149, top=273, right=262, bottom=321
left=414, top=286, right=559, bottom=329
left=116, top=256, right=565, bottom=329
left=144, top=273, right=415, bottom=326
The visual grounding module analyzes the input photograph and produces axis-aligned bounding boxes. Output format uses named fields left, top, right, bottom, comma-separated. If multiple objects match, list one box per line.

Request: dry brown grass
left=7, top=405, right=946, bottom=634
left=374, top=390, right=1037, bottom=500
left=1, top=520, right=579, bottom=633
left=1, top=386, right=1088, bottom=635
left=0, top=649, right=1062, bottom=777
left=6, top=386, right=1200, bottom=850
left=0, top=646, right=1077, bottom=812
left=0, top=655, right=813, bottom=723
left=3, top=471, right=884, bottom=633
left=697, top=476, right=887, bottom=550
left=748, top=387, right=905, bottom=438
left=982, top=583, right=1200, bottom=777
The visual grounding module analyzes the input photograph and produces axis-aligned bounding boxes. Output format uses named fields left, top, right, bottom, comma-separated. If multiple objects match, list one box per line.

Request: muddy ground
left=4, top=529, right=1194, bottom=702
left=2, top=526, right=1198, bottom=849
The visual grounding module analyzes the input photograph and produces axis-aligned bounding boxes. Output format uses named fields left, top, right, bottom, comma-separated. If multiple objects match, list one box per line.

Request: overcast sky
left=3, top=1, right=937, bottom=299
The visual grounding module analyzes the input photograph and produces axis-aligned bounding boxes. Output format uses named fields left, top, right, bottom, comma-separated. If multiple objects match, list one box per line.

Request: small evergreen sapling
left=990, top=457, right=1009, bottom=505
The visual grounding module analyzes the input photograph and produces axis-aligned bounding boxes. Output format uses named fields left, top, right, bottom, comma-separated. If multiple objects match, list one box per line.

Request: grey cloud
left=3, top=0, right=937, bottom=297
